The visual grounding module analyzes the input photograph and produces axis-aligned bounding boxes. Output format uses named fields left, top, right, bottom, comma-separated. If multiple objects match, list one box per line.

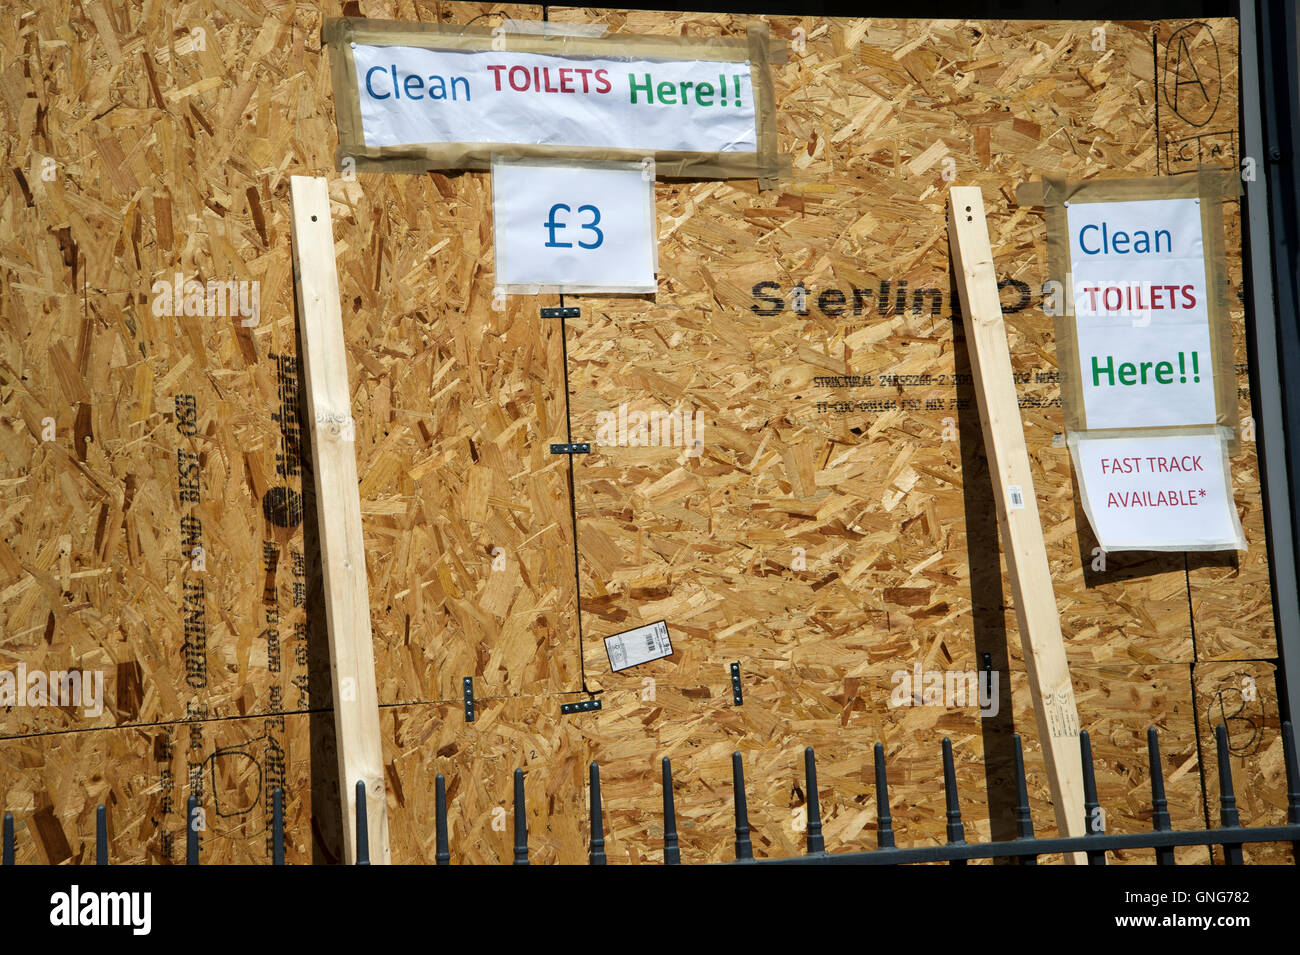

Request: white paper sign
left=1066, top=197, right=1216, bottom=429
left=492, top=158, right=657, bottom=294
left=350, top=45, right=758, bottom=154
left=605, top=620, right=673, bottom=672
left=1069, top=430, right=1245, bottom=551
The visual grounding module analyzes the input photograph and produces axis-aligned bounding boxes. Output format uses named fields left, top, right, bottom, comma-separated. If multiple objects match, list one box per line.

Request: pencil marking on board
left=1161, top=23, right=1220, bottom=128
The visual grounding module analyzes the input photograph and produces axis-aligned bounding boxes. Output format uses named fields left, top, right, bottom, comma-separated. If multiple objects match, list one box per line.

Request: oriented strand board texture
left=1193, top=660, right=1291, bottom=864
left=1, top=711, right=321, bottom=865
left=0, top=2, right=1286, bottom=863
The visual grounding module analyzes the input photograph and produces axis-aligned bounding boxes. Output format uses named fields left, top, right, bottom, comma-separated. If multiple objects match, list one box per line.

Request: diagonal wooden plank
left=947, top=186, right=1086, bottom=862
left=290, top=175, right=390, bottom=864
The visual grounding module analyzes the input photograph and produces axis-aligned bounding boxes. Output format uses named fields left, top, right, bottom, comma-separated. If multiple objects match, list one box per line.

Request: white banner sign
left=492, top=158, right=658, bottom=294
left=350, top=44, right=758, bottom=154
left=1066, top=197, right=1215, bottom=429
left=1069, top=430, right=1245, bottom=551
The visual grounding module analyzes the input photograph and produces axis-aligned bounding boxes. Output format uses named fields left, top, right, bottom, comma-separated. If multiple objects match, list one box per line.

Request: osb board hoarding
left=0, top=1, right=1286, bottom=863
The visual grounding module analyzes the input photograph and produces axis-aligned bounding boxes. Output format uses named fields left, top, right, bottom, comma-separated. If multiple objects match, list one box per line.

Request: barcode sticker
left=1007, top=485, right=1025, bottom=510
left=604, top=620, right=673, bottom=672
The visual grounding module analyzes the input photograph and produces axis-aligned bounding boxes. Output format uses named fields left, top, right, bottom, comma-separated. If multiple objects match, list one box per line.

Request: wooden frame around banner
left=1020, top=171, right=1241, bottom=455
left=321, top=17, right=789, bottom=188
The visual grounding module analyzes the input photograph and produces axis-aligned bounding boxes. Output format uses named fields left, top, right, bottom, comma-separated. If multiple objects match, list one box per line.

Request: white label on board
left=604, top=620, right=673, bottom=672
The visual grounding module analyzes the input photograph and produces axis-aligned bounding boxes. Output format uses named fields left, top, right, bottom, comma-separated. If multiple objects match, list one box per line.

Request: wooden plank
left=946, top=186, right=1086, bottom=860
left=290, top=175, right=390, bottom=864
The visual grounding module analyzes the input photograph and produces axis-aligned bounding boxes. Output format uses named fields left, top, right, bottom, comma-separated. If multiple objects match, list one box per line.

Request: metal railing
left=5, top=722, right=1298, bottom=865
left=454, top=721, right=1300, bottom=866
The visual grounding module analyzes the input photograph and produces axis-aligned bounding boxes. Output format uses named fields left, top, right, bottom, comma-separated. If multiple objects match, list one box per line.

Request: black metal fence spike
left=1147, top=728, right=1175, bottom=866
left=1080, top=729, right=1106, bottom=865
left=186, top=795, right=198, bottom=865
left=1214, top=724, right=1243, bottom=865
left=272, top=788, right=284, bottom=865
left=1011, top=734, right=1037, bottom=865
left=941, top=738, right=966, bottom=866
left=513, top=768, right=529, bottom=866
left=589, top=762, right=607, bottom=866
left=96, top=804, right=107, bottom=865
left=803, top=747, right=825, bottom=855
left=1282, top=721, right=1300, bottom=863
left=732, top=751, right=753, bottom=862
left=1214, top=724, right=1241, bottom=825
left=435, top=773, right=450, bottom=865
left=662, top=757, right=681, bottom=865
left=873, top=742, right=895, bottom=849
left=355, top=780, right=370, bottom=866
left=2, top=812, right=12, bottom=866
